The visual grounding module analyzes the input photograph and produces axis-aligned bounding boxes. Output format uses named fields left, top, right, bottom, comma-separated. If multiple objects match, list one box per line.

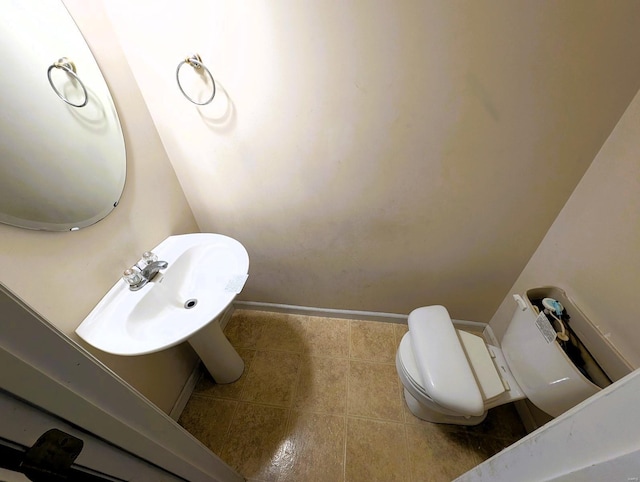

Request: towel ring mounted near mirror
left=47, top=57, right=88, bottom=108
left=176, top=54, right=216, bottom=105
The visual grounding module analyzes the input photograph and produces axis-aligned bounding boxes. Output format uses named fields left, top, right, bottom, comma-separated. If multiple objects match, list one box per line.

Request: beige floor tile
left=225, top=310, right=270, bottom=348
left=194, top=349, right=256, bottom=400
left=350, top=320, right=396, bottom=363
left=393, top=322, right=409, bottom=348
left=219, top=402, right=290, bottom=482
left=256, top=313, right=307, bottom=353
left=345, top=417, right=409, bottom=482
left=406, top=421, right=482, bottom=482
left=293, top=356, right=348, bottom=414
left=278, top=411, right=346, bottom=482
left=241, top=351, right=301, bottom=407
left=178, top=396, right=237, bottom=454
left=348, top=361, right=404, bottom=422
left=303, top=316, right=350, bottom=358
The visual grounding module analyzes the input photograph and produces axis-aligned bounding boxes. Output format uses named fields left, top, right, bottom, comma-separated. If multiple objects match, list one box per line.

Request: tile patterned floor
left=178, top=310, right=527, bottom=482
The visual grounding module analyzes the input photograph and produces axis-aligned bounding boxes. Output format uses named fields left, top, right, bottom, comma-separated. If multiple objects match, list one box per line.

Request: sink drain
left=184, top=299, right=198, bottom=309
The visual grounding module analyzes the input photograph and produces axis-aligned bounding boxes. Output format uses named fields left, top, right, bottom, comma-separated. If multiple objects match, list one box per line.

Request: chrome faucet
left=123, top=252, right=168, bottom=291
left=141, top=260, right=168, bottom=281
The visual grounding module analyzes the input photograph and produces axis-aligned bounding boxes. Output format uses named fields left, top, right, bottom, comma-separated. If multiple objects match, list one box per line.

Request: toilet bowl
left=396, top=292, right=626, bottom=426
left=396, top=312, right=524, bottom=425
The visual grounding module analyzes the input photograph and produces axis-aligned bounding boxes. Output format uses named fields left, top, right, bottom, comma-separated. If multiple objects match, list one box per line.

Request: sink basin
left=76, top=233, right=249, bottom=383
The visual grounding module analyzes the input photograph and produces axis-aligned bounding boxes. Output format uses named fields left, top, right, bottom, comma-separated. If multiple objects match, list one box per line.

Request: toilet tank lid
left=408, top=306, right=484, bottom=416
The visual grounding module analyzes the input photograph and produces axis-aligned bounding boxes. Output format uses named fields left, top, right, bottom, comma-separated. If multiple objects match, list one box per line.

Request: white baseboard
left=233, top=301, right=408, bottom=324
left=232, top=302, right=493, bottom=335
left=169, top=361, right=202, bottom=421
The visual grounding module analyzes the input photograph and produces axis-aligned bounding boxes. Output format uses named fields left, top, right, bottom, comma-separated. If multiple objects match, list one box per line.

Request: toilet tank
left=501, top=287, right=632, bottom=418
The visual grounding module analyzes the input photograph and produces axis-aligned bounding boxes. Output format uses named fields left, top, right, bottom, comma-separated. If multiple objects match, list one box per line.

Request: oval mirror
left=0, top=0, right=126, bottom=231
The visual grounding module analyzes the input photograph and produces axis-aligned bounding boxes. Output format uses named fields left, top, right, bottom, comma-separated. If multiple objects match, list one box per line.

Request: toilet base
left=403, top=389, right=487, bottom=426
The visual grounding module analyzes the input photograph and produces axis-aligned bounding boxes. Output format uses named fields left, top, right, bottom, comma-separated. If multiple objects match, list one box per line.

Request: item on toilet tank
left=538, top=297, right=569, bottom=342
left=395, top=286, right=632, bottom=426
left=542, top=297, right=564, bottom=316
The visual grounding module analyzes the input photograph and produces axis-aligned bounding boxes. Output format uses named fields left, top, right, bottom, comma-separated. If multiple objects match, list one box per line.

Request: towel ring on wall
left=47, top=57, right=88, bottom=108
left=176, top=54, right=216, bottom=105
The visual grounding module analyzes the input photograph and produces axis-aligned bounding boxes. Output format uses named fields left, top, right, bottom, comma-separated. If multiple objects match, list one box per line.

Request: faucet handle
left=123, top=267, right=143, bottom=286
left=142, top=251, right=158, bottom=263
left=136, top=251, right=158, bottom=269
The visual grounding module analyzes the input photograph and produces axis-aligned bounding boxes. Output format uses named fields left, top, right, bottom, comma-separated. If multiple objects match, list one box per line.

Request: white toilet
left=396, top=292, right=625, bottom=426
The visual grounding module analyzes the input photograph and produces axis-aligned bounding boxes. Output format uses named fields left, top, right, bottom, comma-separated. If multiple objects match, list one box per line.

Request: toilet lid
left=407, top=306, right=484, bottom=416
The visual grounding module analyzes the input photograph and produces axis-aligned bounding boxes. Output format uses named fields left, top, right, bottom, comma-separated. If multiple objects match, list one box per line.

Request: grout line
left=403, top=420, right=413, bottom=482
left=344, top=320, right=353, bottom=481
left=276, top=406, right=294, bottom=482
left=349, top=356, right=397, bottom=365
left=344, top=413, right=406, bottom=424
left=288, top=346, right=305, bottom=412
left=346, top=319, right=352, bottom=411
left=342, top=413, right=348, bottom=482
left=217, top=396, right=241, bottom=457
left=229, top=399, right=297, bottom=411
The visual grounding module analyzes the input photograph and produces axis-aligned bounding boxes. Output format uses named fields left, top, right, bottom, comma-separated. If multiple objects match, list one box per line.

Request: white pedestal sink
left=76, top=233, right=249, bottom=384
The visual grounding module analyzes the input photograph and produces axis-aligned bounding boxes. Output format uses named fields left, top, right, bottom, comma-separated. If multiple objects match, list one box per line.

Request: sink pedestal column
left=188, top=319, right=244, bottom=384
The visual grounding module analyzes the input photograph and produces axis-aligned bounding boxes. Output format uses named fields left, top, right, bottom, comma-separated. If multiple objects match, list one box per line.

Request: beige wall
left=489, top=88, right=640, bottom=369
left=104, top=0, right=640, bottom=322
left=0, top=1, right=200, bottom=414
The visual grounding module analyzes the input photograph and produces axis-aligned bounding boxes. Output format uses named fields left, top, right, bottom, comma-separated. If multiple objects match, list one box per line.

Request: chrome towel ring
left=47, top=57, right=88, bottom=108
left=176, top=54, right=216, bottom=105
